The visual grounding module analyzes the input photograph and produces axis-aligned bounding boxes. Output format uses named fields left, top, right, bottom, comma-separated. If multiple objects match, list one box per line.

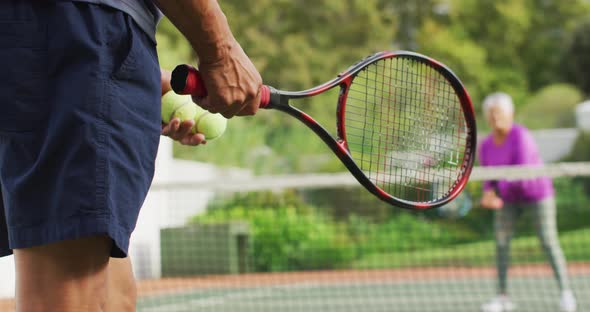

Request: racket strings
left=344, top=57, right=468, bottom=203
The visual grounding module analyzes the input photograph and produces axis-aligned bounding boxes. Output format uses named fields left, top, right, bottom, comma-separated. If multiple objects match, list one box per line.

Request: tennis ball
left=192, top=112, right=228, bottom=140
left=161, top=91, right=191, bottom=123
left=171, top=102, right=199, bottom=122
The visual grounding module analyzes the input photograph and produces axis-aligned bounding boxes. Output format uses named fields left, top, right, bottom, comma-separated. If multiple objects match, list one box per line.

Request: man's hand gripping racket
left=171, top=51, right=477, bottom=209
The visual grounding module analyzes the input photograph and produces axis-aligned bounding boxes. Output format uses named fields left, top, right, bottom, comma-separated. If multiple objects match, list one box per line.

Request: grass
left=352, top=228, right=590, bottom=269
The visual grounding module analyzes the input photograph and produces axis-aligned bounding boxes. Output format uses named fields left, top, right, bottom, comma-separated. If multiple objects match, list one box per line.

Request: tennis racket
left=171, top=51, right=476, bottom=209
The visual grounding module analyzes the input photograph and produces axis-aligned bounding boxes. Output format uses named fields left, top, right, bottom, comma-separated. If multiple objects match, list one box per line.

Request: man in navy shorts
left=0, top=1, right=262, bottom=311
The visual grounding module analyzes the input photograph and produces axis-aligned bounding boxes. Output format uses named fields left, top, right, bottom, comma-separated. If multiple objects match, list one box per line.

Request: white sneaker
left=480, top=295, right=516, bottom=312
left=560, top=290, right=577, bottom=312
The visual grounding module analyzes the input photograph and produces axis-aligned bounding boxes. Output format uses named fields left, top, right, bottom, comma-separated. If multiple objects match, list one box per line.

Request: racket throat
left=266, top=87, right=290, bottom=109
left=336, top=140, right=349, bottom=153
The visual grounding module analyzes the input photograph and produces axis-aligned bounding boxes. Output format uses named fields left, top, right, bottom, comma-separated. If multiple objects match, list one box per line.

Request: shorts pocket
left=0, top=21, right=48, bottom=133
left=110, top=16, right=143, bottom=81
left=106, top=14, right=160, bottom=127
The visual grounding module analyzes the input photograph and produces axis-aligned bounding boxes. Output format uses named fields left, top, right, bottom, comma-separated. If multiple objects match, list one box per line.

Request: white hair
left=482, top=92, right=514, bottom=117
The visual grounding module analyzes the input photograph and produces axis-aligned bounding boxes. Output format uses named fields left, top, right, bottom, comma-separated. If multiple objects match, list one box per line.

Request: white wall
left=128, top=138, right=218, bottom=279
left=532, top=128, right=579, bottom=163
left=0, top=255, right=14, bottom=298
left=576, top=100, right=590, bottom=131
left=129, top=138, right=251, bottom=280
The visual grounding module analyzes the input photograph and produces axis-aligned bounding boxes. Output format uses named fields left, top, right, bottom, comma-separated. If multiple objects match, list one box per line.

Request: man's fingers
left=165, top=118, right=180, bottom=140
left=165, top=119, right=192, bottom=141
left=162, top=118, right=180, bottom=136
left=196, top=88, right=261, bottom=117
left=161, top=123, right=170, bottom=135
left=173, top=120, right=195, bottom=140
left=218, top=101, right=244, bottom=119
left=192, top=133, right=206, bottom=145
left=180, top=133, right=207, bottom=146
left=222, top=88, right=261, bottom=118
left=236, top=93, right=260, bottom=116
left=162, top=119, right=210, bottom=146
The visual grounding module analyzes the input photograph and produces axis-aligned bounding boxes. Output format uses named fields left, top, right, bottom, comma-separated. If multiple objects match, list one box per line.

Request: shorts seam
left=95, top=78, right=110, bottom=218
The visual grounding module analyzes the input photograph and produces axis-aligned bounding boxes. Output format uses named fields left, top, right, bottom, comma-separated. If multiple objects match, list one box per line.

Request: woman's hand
left=480, top=190, right=504, bottom=210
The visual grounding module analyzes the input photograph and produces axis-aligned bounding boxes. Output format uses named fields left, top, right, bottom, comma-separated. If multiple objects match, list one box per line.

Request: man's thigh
left=14, top=236, right=112, bottom=311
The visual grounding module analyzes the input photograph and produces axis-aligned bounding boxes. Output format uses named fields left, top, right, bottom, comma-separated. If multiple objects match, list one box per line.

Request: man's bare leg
left=105, top=257, right=137, bottom=312
left=14, top=236, right=111, bottom=312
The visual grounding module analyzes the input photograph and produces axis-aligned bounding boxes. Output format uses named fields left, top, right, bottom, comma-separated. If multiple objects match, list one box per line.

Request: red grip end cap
left=259, top=85, right=270, bottom=108
left=184, top=66, right=207, bottom=97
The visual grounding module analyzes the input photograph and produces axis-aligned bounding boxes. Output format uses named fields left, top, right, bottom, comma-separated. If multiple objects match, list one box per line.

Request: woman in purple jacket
left=478, top=93, right=576, bottom=312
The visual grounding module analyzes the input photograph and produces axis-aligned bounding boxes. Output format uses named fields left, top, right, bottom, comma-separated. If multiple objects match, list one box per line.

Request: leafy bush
left=192, top=193, right=486, bottom=272
left=350, top=213, right=481, bottom=256
left=517, top=83, right=584, bottom=129
left=191, top=205, right=355, bottom=272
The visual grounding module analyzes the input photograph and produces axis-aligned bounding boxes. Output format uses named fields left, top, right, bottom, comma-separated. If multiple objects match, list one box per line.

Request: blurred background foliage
left=190, top=178, right=590, bottom=271
left=155, top=0, right=590, bottom=174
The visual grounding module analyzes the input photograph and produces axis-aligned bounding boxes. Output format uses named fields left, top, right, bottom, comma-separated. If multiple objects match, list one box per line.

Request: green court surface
left=138, top=274, right=589, bottom=312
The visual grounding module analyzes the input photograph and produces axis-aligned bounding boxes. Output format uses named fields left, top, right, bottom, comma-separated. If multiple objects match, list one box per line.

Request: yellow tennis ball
left=161, top=91, right=191, bottom=123
left=193, top=112, right=228, bottom=140
left=172, top=102, right=200, bottom=122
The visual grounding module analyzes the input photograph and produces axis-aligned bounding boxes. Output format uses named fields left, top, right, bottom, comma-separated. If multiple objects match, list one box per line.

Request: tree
left=563, top=18, right=590, bottom=95
left=415, top=0, right=590, bottom=109
left=522, top=0, right=590, bottom=90
left=416, top=0, right=533, bottom=107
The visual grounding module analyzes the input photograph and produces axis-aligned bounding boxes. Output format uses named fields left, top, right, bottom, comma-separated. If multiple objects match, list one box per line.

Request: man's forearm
left=154, top=0, right=236, bottom=63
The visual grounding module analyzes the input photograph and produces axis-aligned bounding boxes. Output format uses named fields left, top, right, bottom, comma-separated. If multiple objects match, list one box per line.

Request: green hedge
left=191, top=206, right=355, bottom=272
left=191, top=199, right=482, bottom=272
left=189, top=178, right=590, bottom=273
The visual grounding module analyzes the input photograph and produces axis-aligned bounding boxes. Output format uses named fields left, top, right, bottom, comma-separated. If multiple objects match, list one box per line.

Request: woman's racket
left=436, top=180, right=500, bottom=218
left=436, top=189, right=473, bottom=219
left=171, top=51, right=476, bottom=210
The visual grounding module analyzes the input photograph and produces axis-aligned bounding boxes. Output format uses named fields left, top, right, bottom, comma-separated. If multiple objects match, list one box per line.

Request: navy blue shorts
left=0, top=1, right=161, bottom=258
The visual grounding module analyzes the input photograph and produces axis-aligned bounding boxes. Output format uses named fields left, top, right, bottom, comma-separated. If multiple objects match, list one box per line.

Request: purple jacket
left=478, top=124, right=554, bottom=204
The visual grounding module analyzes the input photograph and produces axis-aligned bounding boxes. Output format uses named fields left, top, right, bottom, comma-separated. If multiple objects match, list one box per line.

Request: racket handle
left=170, top=64, right=271, bottom=108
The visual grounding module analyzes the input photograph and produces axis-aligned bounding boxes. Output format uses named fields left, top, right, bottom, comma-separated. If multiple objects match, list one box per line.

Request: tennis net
left=125, top=162, right=590, bottom=311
